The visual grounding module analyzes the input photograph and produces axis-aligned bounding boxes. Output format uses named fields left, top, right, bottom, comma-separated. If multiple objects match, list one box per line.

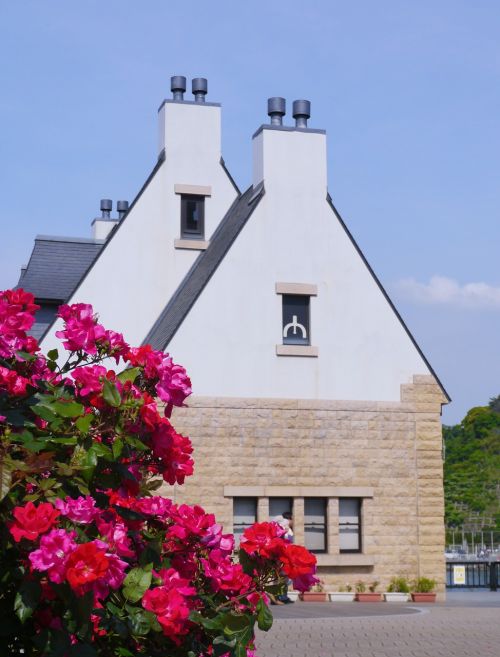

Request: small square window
left=181, top=195, right=204, bottom=239
left=282, top=294, right=310, bottom=345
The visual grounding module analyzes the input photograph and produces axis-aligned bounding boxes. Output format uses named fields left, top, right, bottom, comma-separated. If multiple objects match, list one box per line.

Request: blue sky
left=1, top=0, right=499, bottom=424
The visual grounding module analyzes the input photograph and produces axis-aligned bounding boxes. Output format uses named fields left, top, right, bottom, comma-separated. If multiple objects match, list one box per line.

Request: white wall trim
left=275, top=282, right=318, bottom=296
left=174, top=184, right=212, bottom=196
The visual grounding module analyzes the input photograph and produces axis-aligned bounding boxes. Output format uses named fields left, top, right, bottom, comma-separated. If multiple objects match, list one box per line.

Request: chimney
left=252, top=97, right=327, bottom=194
left=157, top=75, right=222, bottom=164
left=192, top=77, right=208, bottom=103
left=171, top=76, right=186, bottom=101
left=293, top=100, right=311, bottom=128
left=92, top=199, right=119, bottom=240
left=117, top=200, right=129, bottom=219
left=267, top=97, right=286, bottom=126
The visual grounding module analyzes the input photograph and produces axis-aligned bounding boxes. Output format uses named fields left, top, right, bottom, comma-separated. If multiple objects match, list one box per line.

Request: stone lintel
left=223, top=486, right=374, bottom=498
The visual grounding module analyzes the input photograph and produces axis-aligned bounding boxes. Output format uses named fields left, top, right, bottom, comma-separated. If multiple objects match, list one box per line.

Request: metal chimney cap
left=292, top=99, right=311, bottom=119
left=192, top=77, right=208, bottom=94
left=100, top=199, right=113, bottom=212
left=117, top=200, right=129, bottom=212
left=171, top=75, right=187, bottom=93
left=267, top=97, right=286, bottom=116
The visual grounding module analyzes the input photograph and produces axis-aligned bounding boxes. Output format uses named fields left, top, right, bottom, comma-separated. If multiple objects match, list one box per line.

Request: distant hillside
left=444, top=397, right=500, bottom=529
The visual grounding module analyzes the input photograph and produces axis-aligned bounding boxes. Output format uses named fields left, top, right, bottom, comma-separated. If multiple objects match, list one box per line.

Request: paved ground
left=255, top=591, right=500, bottom=657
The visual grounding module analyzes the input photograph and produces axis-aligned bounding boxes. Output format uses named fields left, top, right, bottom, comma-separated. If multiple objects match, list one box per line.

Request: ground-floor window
left=304, top=497, right=327, bottom=553
left=339, top=498, right=362, bottom=553
left=233, top=497, right=257, bottom=546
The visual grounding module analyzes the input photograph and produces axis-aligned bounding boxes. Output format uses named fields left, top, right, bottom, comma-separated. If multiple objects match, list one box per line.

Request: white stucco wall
left=167, top=126, right=432, bottom=401
left=41, top=101, right=238, bottom=352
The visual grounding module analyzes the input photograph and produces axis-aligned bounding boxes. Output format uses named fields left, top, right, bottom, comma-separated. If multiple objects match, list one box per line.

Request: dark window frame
left=282, top=294, right=311, bottom=346
left=339, top=498, right=362, bottom=554
left=180, top=194, right=205, bottom=239
left=304, top=497, right=328, bottom=554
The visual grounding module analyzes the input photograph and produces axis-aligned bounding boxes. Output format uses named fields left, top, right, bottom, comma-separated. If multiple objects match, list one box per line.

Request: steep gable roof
left=144, top=183, right=264, bottom=350
left=16, top=235, right=104, bottom=302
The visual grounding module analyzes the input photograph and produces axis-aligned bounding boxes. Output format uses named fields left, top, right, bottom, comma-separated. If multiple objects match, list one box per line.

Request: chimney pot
left=192, top=77, right=208, bottom=102
left=100, top=199, right=112, bottom=218
left=171, top=75, right=186, bottom=101
left=267, top=97, right=286, bottom=125
left=117, top=200, right=129, bottom=219
left=293, top=99, right=311, bottom=128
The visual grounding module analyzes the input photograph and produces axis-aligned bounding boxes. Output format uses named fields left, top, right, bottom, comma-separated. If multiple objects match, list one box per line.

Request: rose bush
left=0, top=289, right=317, bottom=656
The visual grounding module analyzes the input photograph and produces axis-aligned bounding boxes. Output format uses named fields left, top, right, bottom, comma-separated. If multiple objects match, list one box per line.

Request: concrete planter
left=384, top=592, right=409, bottom=602
left=287, top=591, right=300, bottom=602
left=411, top=592, right=436, bottom=603
left=328, top=592, right=355, bottom=602
left=355, top=592, right=383, bottom=602
left=300, top=591, right=328, bottom=602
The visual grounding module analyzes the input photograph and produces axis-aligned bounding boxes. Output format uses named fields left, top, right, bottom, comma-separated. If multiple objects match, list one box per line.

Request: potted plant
left=411, top=577, right=437, bottom=602
left=300, top=580, right=328, bottom=602
left=329, top=583, right=355, bottom=602
left=384, top=576, right=410, bottom=602
left=355, top=580, right=382, bottom=602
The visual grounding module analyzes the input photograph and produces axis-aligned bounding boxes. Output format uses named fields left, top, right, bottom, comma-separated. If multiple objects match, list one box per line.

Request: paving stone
left=255, top=595, right=500, bottom=657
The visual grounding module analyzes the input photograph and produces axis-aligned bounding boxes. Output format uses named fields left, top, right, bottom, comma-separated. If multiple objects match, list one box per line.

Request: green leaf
left=256, top=597, right=273, bottom=631
left=127, top=608, right=154, bottom=636
left=145, top=478, right=164, bottom=491
left=117, top=367, right=140, bottom=384
left=16, top=350, right=36, bottom=362
left=32, top=404, right=58, bottom=422
left=0, top=458, right=13, bottom=501
left=52, top=401, right=84, bottom=418
left=223, top=613, right=251, bottom=635
left=200, top=614, right=225, bottom=630
left=102, top=379, right=121, bottom=407
left=75, top=414, right=94, bottom=434
left=112, top=438, right=124, bottom=459
left=47, top=349, right=59, bottom=361
left=125, top=435, right=149, bottom=451
left=139, top=542, right=162, bottom=568
left=115, top=649, right=135, bottom=657
left=14, top=580, right=41, bottom=623
left=123, top=565, right=153, bottom=603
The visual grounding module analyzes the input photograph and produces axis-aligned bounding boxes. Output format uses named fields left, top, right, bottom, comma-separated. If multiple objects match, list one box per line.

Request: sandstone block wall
left=168, top=375, right=447, bottom=596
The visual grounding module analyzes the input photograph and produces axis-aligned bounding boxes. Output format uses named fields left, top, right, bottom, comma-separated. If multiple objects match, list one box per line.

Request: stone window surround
left=224, top=486, right=374, bottom=567
left=275, top=282, right=318, bottom=358
left=174, top=185, right=212, bottom=250
left=174, top=184, right=212, bottom=196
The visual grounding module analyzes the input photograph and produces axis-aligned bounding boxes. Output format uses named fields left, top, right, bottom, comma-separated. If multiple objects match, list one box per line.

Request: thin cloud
left=394, top=276, right=500, bottom=309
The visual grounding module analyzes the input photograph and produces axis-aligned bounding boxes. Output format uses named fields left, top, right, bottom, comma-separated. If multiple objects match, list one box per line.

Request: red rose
left=65, top=542, right=109, bottom=594
left=239, top=522, right=287, bottom=559
left=9, top=502, right=60, bottom=542
left=280, top=544, right=317, bottom=579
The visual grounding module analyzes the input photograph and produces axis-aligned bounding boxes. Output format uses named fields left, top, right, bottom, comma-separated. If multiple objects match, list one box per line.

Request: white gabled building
left=17, top=76, right=449, bottom=595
